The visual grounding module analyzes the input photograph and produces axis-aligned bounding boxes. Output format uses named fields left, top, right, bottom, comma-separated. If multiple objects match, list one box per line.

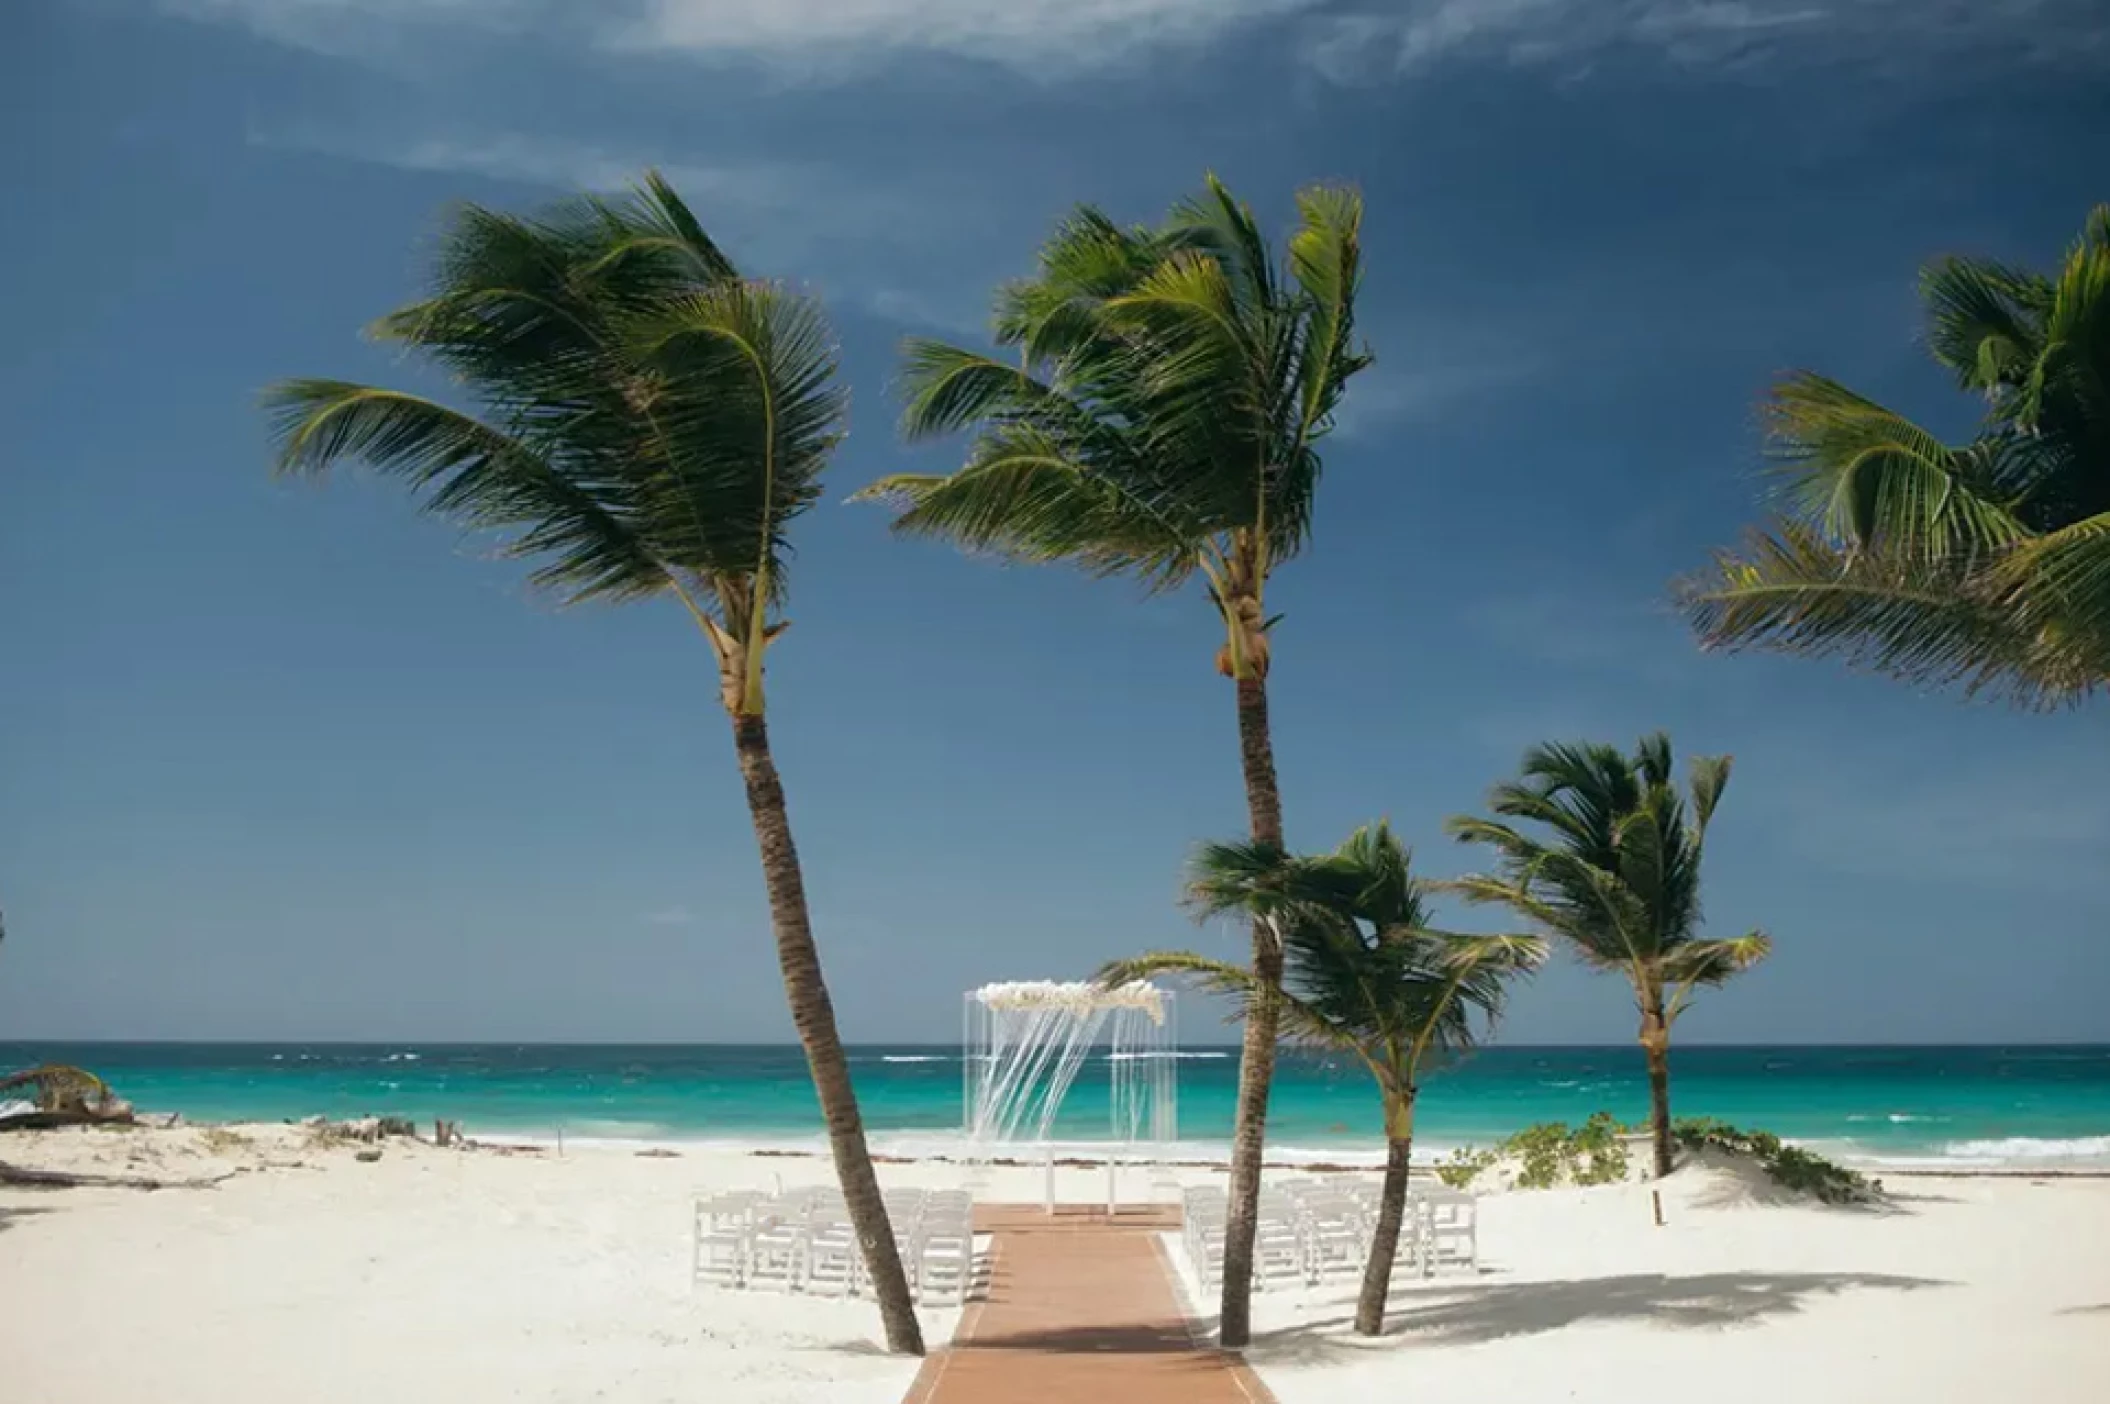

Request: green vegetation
left=1434, top=1146, right=1498, bottom=1189
left=857, top=176, right=1370, bottom=1351
left=1098, top=822, right=1541, bottom=1337
left=1673, top=1118, right=1875, bottom=1204
left=1493, top=1114, right=1633, bottom=1189
left=260, top=174, right=924, bottom=1355
left=1677, top=205, right=2110, bottom=706
left=1448, top=733, right=1770, bottom=1178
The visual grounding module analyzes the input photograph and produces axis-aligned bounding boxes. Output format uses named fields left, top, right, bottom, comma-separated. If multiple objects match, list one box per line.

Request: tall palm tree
left=1100, top=823, right=1542, bottom=1337
left=1447, top=735, right=1769, bottom=1178
left=262, top=174, right=923, bottom=1354
left=853, top=176, right=1369, bottom=1346
left=1676, top=205, right=2110, bottom=705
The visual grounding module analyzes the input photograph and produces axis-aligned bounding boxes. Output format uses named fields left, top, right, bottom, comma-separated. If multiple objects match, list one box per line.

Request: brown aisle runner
left=903, top=1204, right=1274, bottom=1404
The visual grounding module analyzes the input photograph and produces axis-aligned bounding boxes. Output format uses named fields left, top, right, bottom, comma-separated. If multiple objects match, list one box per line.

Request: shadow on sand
left=1250, top=1270, right=1951, bottom=1363
left=1684, top=1174, right=1938, bottom=1216
left=0, top=1203, right=62, bottom=1234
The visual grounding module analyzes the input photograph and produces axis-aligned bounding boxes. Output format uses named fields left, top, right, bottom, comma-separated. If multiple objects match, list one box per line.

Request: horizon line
left=5, top=1038, right=2107, bottom=1050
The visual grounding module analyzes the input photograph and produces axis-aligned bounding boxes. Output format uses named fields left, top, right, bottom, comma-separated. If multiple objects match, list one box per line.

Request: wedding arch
left=961, top=980, right=1179, bottom=1211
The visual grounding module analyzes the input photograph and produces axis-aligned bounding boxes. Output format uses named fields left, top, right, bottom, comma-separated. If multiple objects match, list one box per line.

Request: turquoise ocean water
left=7, top=1043, right=2108, bottom=1169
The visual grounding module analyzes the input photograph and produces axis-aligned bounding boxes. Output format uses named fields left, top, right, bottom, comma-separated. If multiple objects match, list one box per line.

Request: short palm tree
left=1447, top=735, right=1769, bottom=1178
left=854, top=175, right=1369, bottom=1347
left=1101, top=823, right=1542, bottom=1336
left=262, top=174, right=923, bottom=1354
left=1676, top=205, right=2110, bottom=705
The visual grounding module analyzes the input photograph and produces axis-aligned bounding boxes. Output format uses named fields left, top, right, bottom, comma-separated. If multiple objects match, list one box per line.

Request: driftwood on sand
left=0, top=1160, right=238, bottom=1191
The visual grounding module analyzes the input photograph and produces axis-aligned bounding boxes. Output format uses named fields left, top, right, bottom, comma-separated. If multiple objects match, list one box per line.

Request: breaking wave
left=1941, top=1135, right=2110, bottom=1162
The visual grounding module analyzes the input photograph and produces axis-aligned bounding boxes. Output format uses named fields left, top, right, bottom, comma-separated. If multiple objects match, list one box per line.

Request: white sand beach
left=2, top=1125, right=2107, bottom=1404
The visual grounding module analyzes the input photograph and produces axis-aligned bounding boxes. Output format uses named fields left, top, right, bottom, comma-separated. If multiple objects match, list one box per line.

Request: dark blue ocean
left=6, top=1042, right=2108, bottom=1168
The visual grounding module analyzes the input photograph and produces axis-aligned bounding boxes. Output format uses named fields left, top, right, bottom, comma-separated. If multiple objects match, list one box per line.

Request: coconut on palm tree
left=262, top=174, right=924, bottom=1354
left=853, top=175, right=1368, bottom=1347
left=1100, top=823, right=1542, bottom=1336
left=1676, top=205, right=2110, bottom=705
left=1447, top=734, right=1769, bottom=1178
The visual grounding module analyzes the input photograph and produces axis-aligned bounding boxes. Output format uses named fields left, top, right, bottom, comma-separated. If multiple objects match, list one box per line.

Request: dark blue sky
left=4, top=1, right=2107, bottom=1044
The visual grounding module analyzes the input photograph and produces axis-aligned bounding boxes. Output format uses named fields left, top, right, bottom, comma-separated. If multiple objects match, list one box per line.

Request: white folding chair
left=1421, top=1189, right=1477, bottom=1276
left=1303, top=1196, right=1365, bottom=1282
left=1253, top=1214, right=1305, bottom=1289
left=918, top=1228, right=974, bottom=1305
left=747, top=1213, right=807, bottom=1292
left=691, top=1198, right=750, bottom=1289
left=806, top=1215, right=864, bottom=1296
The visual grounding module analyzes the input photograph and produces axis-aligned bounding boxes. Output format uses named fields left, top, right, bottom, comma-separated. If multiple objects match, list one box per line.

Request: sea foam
left=1941, top=1135, right=2110, bottom=1162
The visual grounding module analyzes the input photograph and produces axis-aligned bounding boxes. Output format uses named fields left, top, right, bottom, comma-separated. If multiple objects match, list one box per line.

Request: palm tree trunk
left=1219, top=673, right=1285, bottom=1349
left=1354, top=1100, right=1415, bottom=1337
left=1641, top=1006, right=1674, bottom=1179
left=731, top=713, right=923, bottom=1357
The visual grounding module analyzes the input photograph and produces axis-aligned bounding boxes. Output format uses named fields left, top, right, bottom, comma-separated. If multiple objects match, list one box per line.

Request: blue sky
left=4, top=0, right=2107, bottom=1045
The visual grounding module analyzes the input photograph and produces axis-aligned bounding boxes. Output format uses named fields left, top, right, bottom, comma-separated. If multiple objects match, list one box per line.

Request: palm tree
left=853, top=175, right=1369, bottom=1346
left=261, top=174, right=923, bottom=1354
left=1676, top=205, right=2110, bottom=705
left=1100, top=823, right=1542, bottom=1337
left=1447, top=735, right=1769, bottom=1178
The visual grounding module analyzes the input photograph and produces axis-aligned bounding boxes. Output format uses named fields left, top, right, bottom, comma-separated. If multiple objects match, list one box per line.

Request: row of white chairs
left=1181, top=1177, right=1477, bottom=1289
left=692, top=1186, right=978, bottom=1304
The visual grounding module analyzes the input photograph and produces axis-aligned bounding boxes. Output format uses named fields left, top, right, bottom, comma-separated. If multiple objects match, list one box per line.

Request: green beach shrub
left=1493, top=1113, right=1636, bottom=1189
left=1672, top=1118, right=1874, bottom=1204
left=1435, top=1145, right=1497, bottom=1189
left=1502, top=1121, right=1576, bottom=1188
left=1572, top=1111, right=1630, bottom=1186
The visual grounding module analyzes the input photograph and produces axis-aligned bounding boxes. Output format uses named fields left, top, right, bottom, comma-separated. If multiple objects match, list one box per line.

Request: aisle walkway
left=904, top=1205, right=1273, bottom=1404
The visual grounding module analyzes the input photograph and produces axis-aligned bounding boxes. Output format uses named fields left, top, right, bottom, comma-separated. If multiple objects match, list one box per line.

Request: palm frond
left=1662, top=932, right=1772, bottom=988
left=1921, top=254, right=2050, bottom=394
left=1674, top=520, right=2077, bottom=704
left=627, top=168, right=740, bottom=282
left=1170, top=173, right=1278, bottom=311
left=854, top=434, right=1196, bottom=584
left=1764, top=373, right=2030, bottom=557
left=1687, top=753, right=1733, bottom=833
left=624, top=280, right=843, bottom=596
left=1135, top=825, right=1540, bottom=1096
left=1683, top=203, right=2110, bottom=706
left=1992, top=510, right=2110, bottom=689
left=262, top=380, right=666, bottom=603
left=1181, top=839, right=1317, bottom=928
left=1094, top=950, right=1258, bottom=1000
left=894, top=341, right=1060, bottom=442
left=1439, top=874, right=1566, bottom=930
left=1451, top=732, right=1758, bottom=1011
left=266, top=171, right=846, bottom=714
left=1286, top=183, right=1367, bottom=443
left=868, top=173, right=1370, bottom=629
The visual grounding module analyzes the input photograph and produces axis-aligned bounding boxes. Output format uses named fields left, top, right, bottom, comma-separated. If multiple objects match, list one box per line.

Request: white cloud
left=162, top=0, right=548, bottom=59
left=249, top=122, right=1021, bottom=327
left=1331, top=354, right=1535, bottom=437
left=859, top=286, right=990, bottom=337
left=167, top=0, right=1327, bottom=74
left=1303, top=0, right=2110, bottom=84
left=641, top=906, right=695, bottom=926
left=249, top=124, right=958, bottom=267
left=168, top=0, right=2108, bottom=81
left=617, top=0, right=1323, bottom=73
